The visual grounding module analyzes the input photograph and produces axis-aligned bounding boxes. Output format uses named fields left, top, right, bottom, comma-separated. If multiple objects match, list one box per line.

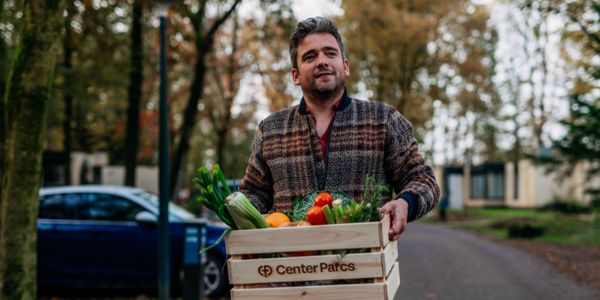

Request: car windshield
left=134, top=191, right=196, bottom=220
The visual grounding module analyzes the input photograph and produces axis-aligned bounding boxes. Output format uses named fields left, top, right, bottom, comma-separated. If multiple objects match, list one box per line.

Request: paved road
left=394, top=224, right=600, bottom=300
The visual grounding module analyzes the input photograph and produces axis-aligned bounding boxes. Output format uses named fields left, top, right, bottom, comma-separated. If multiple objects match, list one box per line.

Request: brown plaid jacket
left=239, top=90, right=439, bottom=221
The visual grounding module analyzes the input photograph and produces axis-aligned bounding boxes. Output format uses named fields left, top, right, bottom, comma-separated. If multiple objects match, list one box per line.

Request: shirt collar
left=299, top=88, right=351, bottom=115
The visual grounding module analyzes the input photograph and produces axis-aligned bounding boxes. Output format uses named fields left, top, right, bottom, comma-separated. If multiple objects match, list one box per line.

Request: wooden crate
left=226, top=215, right=400, bottom=300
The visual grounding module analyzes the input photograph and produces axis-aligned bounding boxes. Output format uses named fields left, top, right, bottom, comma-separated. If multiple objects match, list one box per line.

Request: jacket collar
left=299, top=88, right=351, bottom=115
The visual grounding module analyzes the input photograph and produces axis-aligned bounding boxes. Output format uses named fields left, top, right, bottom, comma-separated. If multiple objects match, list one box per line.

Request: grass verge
left=441, top=208, right=600, bottom=247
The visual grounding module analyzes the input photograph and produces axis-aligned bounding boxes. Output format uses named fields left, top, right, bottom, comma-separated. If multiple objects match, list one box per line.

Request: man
left=239, top=17, right=439, bottom=240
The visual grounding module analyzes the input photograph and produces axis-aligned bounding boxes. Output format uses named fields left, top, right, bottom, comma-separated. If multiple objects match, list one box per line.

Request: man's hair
left=289, top=17, right=345, bottom=70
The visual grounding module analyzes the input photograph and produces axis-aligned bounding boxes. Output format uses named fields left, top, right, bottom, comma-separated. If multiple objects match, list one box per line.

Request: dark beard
left=308, top=77, right=344, bottom=104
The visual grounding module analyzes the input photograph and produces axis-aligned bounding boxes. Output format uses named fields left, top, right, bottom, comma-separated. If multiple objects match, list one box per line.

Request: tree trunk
left=0, top=4, right=7, bottom=174
left=216, top=14, right=239, bottom=168
left=124, top=0, right=143, bottom=187
left=0, top=1, right=65, bottom=298
left=63, top=2, right=74, bottom=185
left=0, top=52, right=5, bottom=180
left=511, top=116, right=522, bottom=161
left=75, top=97, right=88, bottom=152
left=169, top=0, right=241, bottom=198
left=170, top=44, right=208, bottom=198
left=535, top=18, right=550, bottom=150
left=216, top=96, right=233, bottom=167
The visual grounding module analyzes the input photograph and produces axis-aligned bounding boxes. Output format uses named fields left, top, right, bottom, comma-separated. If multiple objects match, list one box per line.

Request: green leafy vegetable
left=194, top=164, right=268, bottom=231
left=291, top=176, right=389, bottom=224
left=225, top=192, right=269, bottom=229
left=193, top=165, right=237, bottom=229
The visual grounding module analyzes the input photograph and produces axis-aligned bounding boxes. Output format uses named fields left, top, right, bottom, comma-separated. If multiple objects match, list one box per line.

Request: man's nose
left=316, top=53, right=329, bottom=67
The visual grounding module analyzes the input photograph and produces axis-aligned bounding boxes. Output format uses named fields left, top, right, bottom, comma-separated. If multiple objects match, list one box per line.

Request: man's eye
left=326, top=51, right=337, bottom=57
left=304, top=55, right=314, bottom=61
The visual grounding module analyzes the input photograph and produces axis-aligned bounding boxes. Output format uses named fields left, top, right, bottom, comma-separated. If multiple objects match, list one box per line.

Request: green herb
left=359, top=176, right=389, bottom=222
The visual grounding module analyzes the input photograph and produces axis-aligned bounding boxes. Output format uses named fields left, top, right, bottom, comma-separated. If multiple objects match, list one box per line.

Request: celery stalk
left=214, top=164, right=232, bottom=195
left=225, top=192, right=268, bottom=229
left=322, top=205, right=335, bottom=224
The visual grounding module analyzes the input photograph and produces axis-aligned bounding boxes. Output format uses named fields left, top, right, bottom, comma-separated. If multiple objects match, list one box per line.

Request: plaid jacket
left=239, top=90, right=439, bottom=221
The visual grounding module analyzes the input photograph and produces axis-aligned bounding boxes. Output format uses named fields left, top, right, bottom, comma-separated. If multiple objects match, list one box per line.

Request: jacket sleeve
left=384, top=109, right=440, bottom=221
left=239, top=121, right=274, bottom=213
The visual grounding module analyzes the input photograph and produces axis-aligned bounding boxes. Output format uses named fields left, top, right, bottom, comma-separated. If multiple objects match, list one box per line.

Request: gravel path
left=394, top=224, right=600, bottom=300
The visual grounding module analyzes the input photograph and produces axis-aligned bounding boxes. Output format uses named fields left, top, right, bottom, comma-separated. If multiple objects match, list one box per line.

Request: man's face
left=292, top=33, right=349, bottom=101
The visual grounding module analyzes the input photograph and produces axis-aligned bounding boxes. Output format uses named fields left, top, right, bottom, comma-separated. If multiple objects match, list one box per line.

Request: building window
left=470, top=163, right=505, bottom=200
left=487, top=172, right=505, bottom=199
left=472, top=174, right=486, bottom=199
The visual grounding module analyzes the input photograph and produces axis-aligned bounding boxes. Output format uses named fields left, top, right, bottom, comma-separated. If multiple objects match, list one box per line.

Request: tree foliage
left=47, top=0, right=131, bottom=158
left=538, top=0, right=600, bottom=200
left=200, top=1, right=295, bottom=178
left=490, top=0, right=564, bottom=161
left=38, top=0, right=298, bottom=194
left=246, top=1, right=297, bottom=112
left=339, top=0, right=499, bottom=163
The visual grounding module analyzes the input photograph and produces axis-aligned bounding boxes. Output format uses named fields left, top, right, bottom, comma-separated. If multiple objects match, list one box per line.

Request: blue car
left=37, top=186, right=230, bottom=298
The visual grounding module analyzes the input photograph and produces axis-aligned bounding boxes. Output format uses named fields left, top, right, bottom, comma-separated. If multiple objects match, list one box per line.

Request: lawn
left=443, top=208, right=600, bottom=247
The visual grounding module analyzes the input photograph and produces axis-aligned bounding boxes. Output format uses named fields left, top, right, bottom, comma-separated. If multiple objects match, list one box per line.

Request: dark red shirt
left=306, top=97, right=342, bottom=158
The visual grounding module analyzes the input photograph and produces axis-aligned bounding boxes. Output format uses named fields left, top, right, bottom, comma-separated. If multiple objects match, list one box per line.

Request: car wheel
left=203, top=252, right=229, bottom=298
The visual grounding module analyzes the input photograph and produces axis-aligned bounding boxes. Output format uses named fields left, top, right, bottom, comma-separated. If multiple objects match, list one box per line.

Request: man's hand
left=379, top=199, right=409, bottom=241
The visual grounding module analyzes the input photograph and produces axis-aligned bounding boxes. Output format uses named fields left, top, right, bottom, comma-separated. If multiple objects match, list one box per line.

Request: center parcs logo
left=258, top=265, right=273, bottom=278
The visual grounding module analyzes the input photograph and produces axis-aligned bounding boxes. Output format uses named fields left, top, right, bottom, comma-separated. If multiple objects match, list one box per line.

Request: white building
left=437, top=160, right=598, bottom=209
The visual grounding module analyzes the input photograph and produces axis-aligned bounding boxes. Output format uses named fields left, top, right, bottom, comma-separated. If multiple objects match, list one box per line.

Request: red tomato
left=306, top=206, right=327, bottom=225
left=314, top=192, right=333, bottom=207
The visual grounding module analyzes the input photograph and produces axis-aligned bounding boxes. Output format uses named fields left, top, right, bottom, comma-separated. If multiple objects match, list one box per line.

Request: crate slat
left=386, top=261, right=400, bottom=299
left=228, top=252, right=385, bottom=284
left=230, top=282, right=386, bottom=300
left=383, top=239, right=398, bottom=276
left=226, top=216, right=389, bottom=255
left=381, top=213, right=390, bottom=246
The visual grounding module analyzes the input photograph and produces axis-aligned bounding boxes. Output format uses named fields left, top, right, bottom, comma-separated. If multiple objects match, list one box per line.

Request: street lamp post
left=154, top=1, right=176, bottom=299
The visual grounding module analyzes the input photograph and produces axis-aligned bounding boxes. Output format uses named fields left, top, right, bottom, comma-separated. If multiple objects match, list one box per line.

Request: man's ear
left=343, top=59, right=350, bottom=77
left=291, top=68, right=300, bottom=85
